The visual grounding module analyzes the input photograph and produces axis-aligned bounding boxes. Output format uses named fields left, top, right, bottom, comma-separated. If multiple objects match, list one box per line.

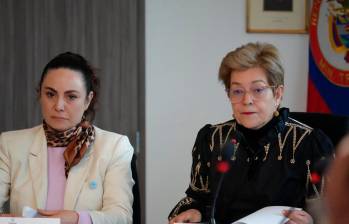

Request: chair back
left=289, top=112, right=349, bottom=146
left=131, top=153, right=141, bottom=224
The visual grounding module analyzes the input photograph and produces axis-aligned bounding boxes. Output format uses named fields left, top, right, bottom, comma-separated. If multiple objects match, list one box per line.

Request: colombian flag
left=307, top=0, right=349, bottom=115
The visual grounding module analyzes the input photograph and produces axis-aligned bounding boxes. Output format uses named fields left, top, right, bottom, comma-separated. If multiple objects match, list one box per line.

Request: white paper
left=232, top=206, right=301, bottom=224
left=22, top=206, right=38, bottom=218
left=0, top=217, right=60, bottom=224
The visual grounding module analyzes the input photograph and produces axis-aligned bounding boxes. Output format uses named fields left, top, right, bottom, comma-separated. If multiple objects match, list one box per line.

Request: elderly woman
left=0, top=52, right=134, bottom=224
left=168, top=42, right=333, bottom=224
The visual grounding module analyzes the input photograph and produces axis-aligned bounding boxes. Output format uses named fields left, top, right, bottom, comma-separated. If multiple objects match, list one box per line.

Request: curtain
left=0, top=0, right=145, bottom=222
left=0, top=0, right=144, bottom=150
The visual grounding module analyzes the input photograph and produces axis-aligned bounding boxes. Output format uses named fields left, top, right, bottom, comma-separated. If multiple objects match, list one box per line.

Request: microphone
left=209, top=139, right=236, bottom=224
left=310, top=158, right=332, bottom=184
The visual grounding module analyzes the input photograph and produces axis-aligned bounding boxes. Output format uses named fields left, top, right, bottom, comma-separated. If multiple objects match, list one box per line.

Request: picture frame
left=246, top=0, right=308, bottom=34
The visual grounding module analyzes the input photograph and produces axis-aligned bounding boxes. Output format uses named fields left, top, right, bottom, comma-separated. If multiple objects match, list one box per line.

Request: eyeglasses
left=226, top=85, right=276, bottom=103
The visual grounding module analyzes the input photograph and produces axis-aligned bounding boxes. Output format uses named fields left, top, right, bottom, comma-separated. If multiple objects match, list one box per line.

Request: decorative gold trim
left=290, top=124, right=311, bottom=164
left=277, top=127, right=293, bottom=160
left=219, top=126, right=223, bottom=147
left=169, top=197, right=195, bottom=219
left=231, top=142, right=239, bottom=161
left=263, top=143, right=270, bottom=161
left=224, top=124, right=234, bottom=144
left=209, top=122, right=236, bottom=154
left=282, top=122, right=312, bottom=164
left=190, top=161, right=201, bottom=189
left=190, top=158, right=209, bottom=192
left=306, top=159, right=320, bottom=198
left=210, top=127, right=219, bottom=151
left=294, top=128, right=311, bottom=149
left=285, top=121, right=313, bottom=132
left=306, top=160, right=311, bottom=189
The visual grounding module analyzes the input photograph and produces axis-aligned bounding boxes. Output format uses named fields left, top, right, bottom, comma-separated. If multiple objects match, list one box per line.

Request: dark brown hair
left=38, top=52, right=100, bottom=121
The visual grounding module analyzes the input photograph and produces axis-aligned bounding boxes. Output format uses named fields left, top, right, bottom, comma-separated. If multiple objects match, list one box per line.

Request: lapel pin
left=89, top=180, right=97, bottom=189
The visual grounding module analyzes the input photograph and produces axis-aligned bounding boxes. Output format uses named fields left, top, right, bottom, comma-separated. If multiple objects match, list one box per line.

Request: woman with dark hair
left=168, top=42, right=333, bottom=224
left=0, top=52, right=134, bottom=224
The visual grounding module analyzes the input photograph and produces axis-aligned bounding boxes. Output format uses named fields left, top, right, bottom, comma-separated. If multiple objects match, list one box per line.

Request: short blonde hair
left=218, top=42, right=284, bottom=90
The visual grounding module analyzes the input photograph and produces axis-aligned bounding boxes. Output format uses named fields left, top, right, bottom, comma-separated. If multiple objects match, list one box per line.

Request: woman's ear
left=84, top=91, right=94, bottom=110
left=275, top=85, right=284, bottom=105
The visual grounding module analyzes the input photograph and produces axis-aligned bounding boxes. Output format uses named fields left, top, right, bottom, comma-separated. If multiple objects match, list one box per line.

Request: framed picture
left=246, top=0, right=308, bottom=34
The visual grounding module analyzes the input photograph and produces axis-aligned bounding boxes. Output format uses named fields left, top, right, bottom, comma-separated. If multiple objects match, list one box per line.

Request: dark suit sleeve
left=305, top=128, right=334, bottom=198
left=168, top=124, right=213, bottom=220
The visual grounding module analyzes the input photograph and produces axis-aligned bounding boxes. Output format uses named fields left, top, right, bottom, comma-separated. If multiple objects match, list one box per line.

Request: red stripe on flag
left=307, top=78, right=331, bottom=113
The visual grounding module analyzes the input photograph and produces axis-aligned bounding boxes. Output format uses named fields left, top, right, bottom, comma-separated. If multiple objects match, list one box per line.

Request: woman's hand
left=37, top=209, right=79, bottom=224
left=283, top=209, right=313, bottom=224
left=168, top=209, right=202, bottom=224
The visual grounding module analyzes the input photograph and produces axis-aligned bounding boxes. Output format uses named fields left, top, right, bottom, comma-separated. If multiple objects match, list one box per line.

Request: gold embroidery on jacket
left=224, top=124, right=234, bottom=146
left=231, top=142, right=239, bottom=161
left=263, top=143, right=270, bottom=161
left=190, top=160, right=209, bottom=192
left=170, top=197, right=194, bottom=219
left=277, top=122, right=312, bottom=164
left=191, top=122, right=235, bottom=192
left=209, top=122, right=235, bottom=158
left=306, top=160, right=321, bottom=198
left=277, top=126, right=293, bottom=160
left=209, top=122, right=235, bottom=151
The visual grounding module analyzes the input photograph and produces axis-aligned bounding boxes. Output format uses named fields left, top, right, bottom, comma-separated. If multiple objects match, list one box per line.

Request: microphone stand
left=209, top=172, right=226, bottom=224
left=209, top=138, right=235, bottom=224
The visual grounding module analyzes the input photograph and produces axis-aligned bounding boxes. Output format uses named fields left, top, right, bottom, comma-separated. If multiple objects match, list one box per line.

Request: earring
left=232, top=113, right=235, bottom=119
left=274, top=110, right=279, bottom=117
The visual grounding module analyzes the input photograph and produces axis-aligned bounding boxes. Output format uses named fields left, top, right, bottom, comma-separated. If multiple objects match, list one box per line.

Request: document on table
left=232, top=206, right=301, bottom=224
left=0, top=217, right=60, bottom=224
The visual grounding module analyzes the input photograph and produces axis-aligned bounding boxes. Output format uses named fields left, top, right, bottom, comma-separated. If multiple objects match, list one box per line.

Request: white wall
left=145, top=0, right=309, bottom=223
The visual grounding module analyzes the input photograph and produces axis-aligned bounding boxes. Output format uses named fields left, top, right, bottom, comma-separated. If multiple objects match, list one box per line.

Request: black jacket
left=169, top=108, right=334, bottom=223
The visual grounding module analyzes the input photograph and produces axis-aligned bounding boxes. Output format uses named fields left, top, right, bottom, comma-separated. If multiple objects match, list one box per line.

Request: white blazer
left=0, top=125, right=134, bottom=224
